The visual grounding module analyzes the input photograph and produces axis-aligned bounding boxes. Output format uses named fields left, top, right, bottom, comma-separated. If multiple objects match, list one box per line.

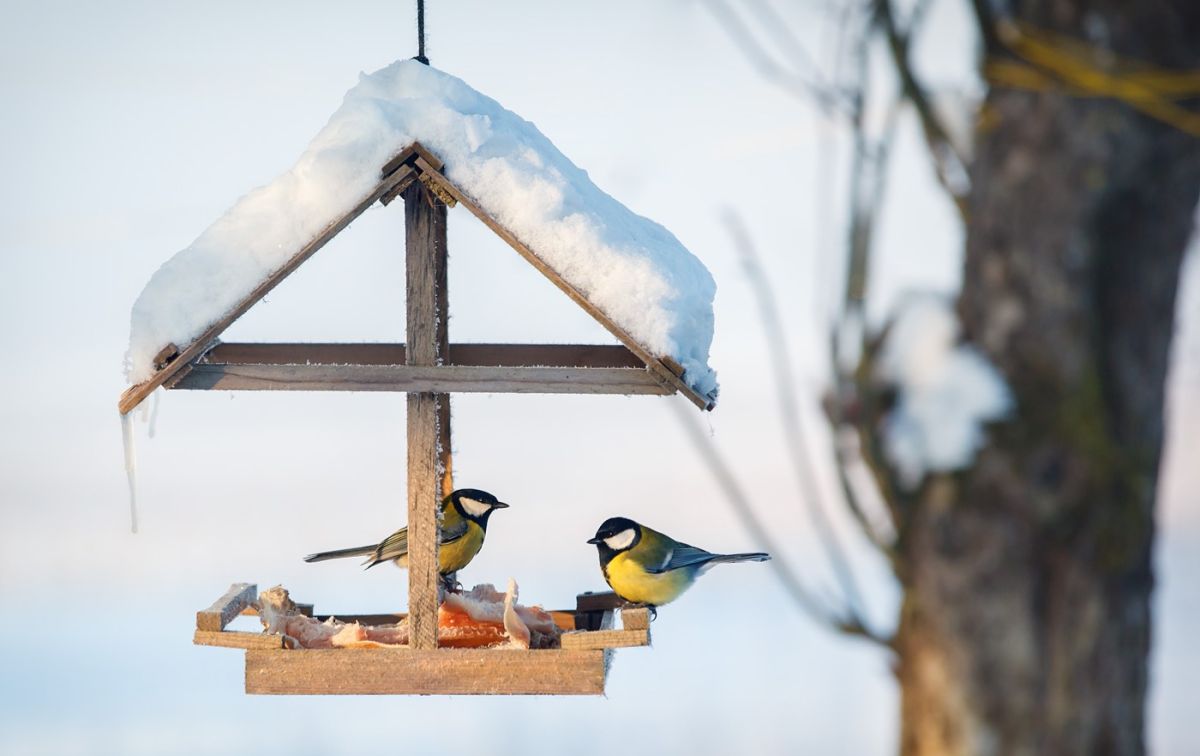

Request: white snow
left=876, top=294, right=1011, bottom=489
left=126, top=59, right=717, bottom=399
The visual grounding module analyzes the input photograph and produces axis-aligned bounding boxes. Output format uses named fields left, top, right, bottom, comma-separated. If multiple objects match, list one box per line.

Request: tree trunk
left=895, top=3, right=1200, bottom=754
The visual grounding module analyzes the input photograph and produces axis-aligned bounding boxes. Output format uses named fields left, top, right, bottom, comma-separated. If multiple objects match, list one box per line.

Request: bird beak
left=492, top=501, right=509, bottom=509
left=586, top=536, right=602, bottom=545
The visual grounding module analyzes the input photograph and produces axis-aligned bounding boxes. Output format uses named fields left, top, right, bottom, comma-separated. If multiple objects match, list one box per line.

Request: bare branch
left=702, top=0, right=856, bottom=117
left=874, top=0, right=971, bottom=217
left=722, top=210, right=882, bottom=618
left=670, top=400, right=892, bottom=647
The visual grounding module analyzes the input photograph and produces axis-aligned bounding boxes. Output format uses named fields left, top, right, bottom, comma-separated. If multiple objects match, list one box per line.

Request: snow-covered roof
left=125, top=59, right=717, bottom=402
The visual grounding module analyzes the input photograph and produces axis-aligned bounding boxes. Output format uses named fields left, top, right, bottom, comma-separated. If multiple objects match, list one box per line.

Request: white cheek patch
left=603, top=528, right=637, bottom=551
left=460, top=497, right=491, bottom=517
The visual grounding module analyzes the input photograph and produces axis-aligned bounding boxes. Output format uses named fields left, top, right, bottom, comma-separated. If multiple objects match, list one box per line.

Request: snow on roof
left=126, top=60, right=717, bottom=398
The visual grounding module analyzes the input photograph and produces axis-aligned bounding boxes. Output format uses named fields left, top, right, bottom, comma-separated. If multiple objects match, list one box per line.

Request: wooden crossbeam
left=193, top=342, right=647, bottom=368
left=171, top=363, right=673, bottom=395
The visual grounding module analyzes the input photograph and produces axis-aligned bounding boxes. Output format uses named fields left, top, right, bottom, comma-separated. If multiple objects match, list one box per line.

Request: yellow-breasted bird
left=588, top=516, right=770, bottom=609
left=304, top=488, right=509, bottom=576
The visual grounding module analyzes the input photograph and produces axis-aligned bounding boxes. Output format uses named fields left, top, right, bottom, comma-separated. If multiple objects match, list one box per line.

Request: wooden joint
left=380, top=172, right=418, bottom=206
left=416, top=161, right=458, bottom=207
left=153, top=343, right=180, bottom=371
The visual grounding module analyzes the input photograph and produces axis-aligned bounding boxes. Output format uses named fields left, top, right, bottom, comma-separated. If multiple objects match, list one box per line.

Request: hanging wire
left=415, top=0, right=429, bottom=65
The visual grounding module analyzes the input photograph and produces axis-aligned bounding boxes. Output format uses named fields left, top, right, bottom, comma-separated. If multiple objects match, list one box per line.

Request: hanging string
left=415, top=0, right=429, bottom=65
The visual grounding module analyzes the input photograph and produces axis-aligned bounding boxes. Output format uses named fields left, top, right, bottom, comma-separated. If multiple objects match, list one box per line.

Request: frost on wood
left=876, top=294, right=1011, bottom=489
left=125, top=59, right=717, bottom=396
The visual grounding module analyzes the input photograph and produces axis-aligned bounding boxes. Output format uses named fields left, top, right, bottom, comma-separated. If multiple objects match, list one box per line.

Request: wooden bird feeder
left=119, top=143, right=714, bottom=695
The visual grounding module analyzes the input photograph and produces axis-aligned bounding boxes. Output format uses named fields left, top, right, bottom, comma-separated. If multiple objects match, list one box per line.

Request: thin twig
left=722, top=210, right=879, bottom=622
left=670, top=401, right=891, bottom=647
left=702, top=0, right=855, bottom=117
left=874, top=0, right=970, bottom=217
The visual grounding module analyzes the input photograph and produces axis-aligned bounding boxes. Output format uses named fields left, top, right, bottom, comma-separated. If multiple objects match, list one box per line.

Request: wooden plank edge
left=171, top=363, right=674, bottom=395
left=560, top=628, right=650, bottom=650
left=244, top=648, right=608, bottom=696
left=117, top=164, right=416, bottom=416
left=196, top=582, right=257, bottom=632
left=620, top=607, right=651, bottom=631
left=194, top=629, right=285, bottom=650
left=197, top=342, right=646, bottom=369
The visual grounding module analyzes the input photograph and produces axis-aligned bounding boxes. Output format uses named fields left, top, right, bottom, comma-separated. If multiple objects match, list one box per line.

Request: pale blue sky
left=0, top=2, right=1196, bottom=754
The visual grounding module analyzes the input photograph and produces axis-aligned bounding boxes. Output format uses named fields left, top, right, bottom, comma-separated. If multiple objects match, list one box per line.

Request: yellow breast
left=438, top=521, right=485, bottom=574
left=605, top=552, right=693, bottom=606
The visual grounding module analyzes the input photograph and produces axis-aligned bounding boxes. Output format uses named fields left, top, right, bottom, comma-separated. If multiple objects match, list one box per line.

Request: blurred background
left=0, top=1, right=1195, bottom=754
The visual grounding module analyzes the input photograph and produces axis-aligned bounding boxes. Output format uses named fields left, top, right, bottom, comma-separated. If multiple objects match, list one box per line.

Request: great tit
left=588, top=516, right=770, bottom=608
left=304, top=488, right=509, bottom=576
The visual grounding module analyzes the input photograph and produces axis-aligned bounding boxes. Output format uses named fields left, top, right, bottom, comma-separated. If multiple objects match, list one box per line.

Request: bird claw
left=623, top=601, right=658, bottom=622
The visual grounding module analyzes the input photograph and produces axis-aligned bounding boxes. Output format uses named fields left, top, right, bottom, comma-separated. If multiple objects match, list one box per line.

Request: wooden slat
left=620, top=607, right=651, bottom=631
left=196, top=583, right=257, bottom=632
left=575, top=591, right=627, bottom=613
left=410, top=156, right=716, bottom=411
left=197, top=342, right=646, bottom=368
left=434, top=195, right=454, bottom=501
left=194, top=630, right=286, bottom=650
left=404, top=179, right=445, bottom=651
left=244, top=648, right=607, bottom=695
left=560, top=628, right=650, bottom=651
left=172, top=363, right=673, bottom=395
left=118, top=163, right=417, bottom=415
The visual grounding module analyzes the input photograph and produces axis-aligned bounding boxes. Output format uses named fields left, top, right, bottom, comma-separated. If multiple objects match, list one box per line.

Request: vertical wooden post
left=404, top=180, right=449, bottom=650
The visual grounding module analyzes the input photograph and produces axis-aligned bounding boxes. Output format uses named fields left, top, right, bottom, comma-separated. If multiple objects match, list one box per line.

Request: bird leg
left=440, top=572, right=463, bottom=594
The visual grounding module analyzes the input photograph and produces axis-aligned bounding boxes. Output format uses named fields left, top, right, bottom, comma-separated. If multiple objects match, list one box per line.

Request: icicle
left=148, top=389, right=161, bottom=439
left=121, top=412, right=139, bottom=534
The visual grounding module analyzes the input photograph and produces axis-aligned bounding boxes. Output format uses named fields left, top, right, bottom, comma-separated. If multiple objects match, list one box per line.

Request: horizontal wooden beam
left=560, top=627, right=650, bottom=650
left=244, top=648, right=607, bottom=695
left=200, top=342, right=646, bottom=369
left=171, top=363, right=673, bottom=395
left=196, top=582, right=257, bottom=632
left=194, top=630, right=286, bottom=650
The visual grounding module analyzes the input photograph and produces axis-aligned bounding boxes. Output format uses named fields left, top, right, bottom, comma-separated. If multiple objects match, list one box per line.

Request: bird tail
left=709, top=552, right=771, bottom=565
left=303, top=545, right=376, bottom=563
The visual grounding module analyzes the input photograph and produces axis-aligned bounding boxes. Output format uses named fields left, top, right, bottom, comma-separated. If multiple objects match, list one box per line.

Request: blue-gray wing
left=645, top=543, right=718, bottom=574
left=439, top=519, right=469, bottom=545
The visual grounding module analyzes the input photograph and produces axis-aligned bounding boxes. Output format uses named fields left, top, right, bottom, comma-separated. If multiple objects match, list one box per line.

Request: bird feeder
left=119, top=63, right=717, bottom=695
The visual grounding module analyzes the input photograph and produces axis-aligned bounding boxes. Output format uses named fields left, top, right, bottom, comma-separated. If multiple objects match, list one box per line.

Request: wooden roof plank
left=409, top=155, right=715, bottom=411
left=117, top=163, right=417, bottom=415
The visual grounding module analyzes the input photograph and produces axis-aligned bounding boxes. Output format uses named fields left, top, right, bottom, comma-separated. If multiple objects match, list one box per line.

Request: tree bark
left=895, top=3, right=1200, bottom=754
